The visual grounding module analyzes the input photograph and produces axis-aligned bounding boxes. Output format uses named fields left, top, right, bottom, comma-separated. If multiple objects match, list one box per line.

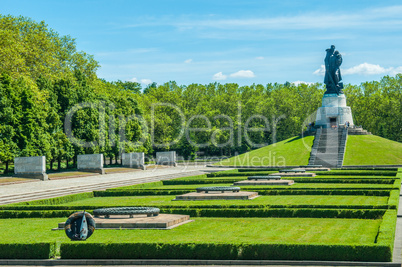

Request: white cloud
left=230, top=70, right=255, bottom=78
left=212, top=72, right=227, bottom=80
left=140, top=79, right=153, bottom=85
left=292, top=81, right=314, bottom=86
left=314, top=63, right=402, bottom=76
left=313, top=65, right=325, bottom=76
left=128, top=77, right=153, bottom=84
left=184, top=59, right=193, bottom=63
left=343, top=63, right=387, bottom=75
left=255, top=56, right=264, bottom=60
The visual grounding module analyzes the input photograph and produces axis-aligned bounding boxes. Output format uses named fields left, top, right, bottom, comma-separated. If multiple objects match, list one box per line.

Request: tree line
left=0, top=15, right=401, bottom=173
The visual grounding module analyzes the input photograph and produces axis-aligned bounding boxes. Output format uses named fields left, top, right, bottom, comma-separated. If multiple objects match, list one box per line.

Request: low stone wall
left=14, top=156, right=48, bottom=180
left=122, top=152, right=146, bottom=170
left=77, top=154, right=105, bottom=174
left=156, top=151, right=177, bottom=166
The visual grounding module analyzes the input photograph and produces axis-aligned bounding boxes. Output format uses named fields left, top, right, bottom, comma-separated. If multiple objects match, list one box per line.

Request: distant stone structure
left=77, top=154, right=105, bottom=174
left=122, top=152, right=146, bottom=170
left=14, top=156, right=48, bottom=180
left=156, top=151, right=177, bottom=166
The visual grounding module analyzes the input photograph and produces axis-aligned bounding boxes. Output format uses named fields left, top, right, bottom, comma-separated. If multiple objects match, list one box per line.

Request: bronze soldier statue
left=324, top=45, right=343, bottom=94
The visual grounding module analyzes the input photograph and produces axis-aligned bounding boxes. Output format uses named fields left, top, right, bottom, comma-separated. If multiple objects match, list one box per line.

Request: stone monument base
left=55, top=214, right=192, bottom=230
left=174, top=191, right=258, bottom=200
left=233, top=180, right=294, bottom=186
left=14, top=173, right=48, bottom=181
left=315, top=94, right=354, bottom=128
left=79, top=168, right=105, bottom=175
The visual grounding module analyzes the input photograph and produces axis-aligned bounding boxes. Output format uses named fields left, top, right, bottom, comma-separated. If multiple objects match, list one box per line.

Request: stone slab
left=234, top=180, right=294, bottom=186
left=271, top=172, right=316, bottom=177
left=156, top=151, right=177, bottom=166
left=77, top=154, right=104, bottom=174
left=303, top=167, right=331, bottom=171
left=174, top=191, right=259, bottom=200
left=14, top=156, right=47, bottom=180
left=56, top=214, right=192, bottom=230
left=122, top=152, right=146, bottom=169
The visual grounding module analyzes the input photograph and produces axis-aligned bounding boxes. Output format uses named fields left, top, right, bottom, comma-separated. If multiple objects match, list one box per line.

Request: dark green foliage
left=60, top=242, right=391, bottom=261
left=318, top=171, right=397, bottom=176
left=159, top=208, right=385, bottom=219
left=0, top=243, right=56, bottom=259
left=15, top=192, right=94, bottom=206
left=207, top=172, right=275, bottom=177
left=0, top=210, right=75, bottom=218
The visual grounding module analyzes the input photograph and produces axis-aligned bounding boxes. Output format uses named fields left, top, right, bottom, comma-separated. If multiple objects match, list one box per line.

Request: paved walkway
left=0, top=165, right=222, bottom=204
left=393, top=195, right=402, bottom=263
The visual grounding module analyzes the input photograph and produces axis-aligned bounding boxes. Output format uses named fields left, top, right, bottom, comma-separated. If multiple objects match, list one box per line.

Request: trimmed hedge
left=376, top=210, right=397, bottom=247
left=0, top=207, right=388, bottom=219
left=0, top=243, right=56, bottom=259
left=163, top=178, right=244, bottom=185
left=159, top=208, right=386, bottom=219
left=60, top=242, right=391, bottom=261
left=318, top=171, right=397, bottom=176
left=94, top=189, right=392, bottom=197
left=14, top=192, right=94, bottom=206
left=238, top=168, right=280, bottom=172
left=111, top=181, right=164, bottom=190
left=0, top=210, right=80, bottom=218
left=207, top=172, right=274, bottom=177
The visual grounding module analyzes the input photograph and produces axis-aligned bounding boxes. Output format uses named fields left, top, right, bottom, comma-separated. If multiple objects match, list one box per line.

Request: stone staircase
left=308, top=127, right=348, bottom=168
left=348, top=126, right=371, bottom=135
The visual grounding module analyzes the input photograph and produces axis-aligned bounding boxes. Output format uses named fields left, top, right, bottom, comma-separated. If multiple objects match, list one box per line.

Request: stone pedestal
left=77, top=154, right=105, bottom=174
left=122, top=152, right=146, bottom=170
left=156, top=151, right=177, bottom=166
left=315, top=94, right=354, bottom=128
left=14, top=156, right=48, bottom=180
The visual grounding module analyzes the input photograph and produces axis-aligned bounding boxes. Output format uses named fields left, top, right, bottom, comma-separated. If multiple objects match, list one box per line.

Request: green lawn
left=0, top=217, right=381, bottom=245
left=58, top=195, right=389, bottom=207
left=215, top=136, right=314, bottom=166
left=344, top=135, right=402, bottom=165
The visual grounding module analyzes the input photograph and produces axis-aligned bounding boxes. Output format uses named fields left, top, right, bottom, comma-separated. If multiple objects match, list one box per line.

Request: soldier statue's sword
left=79, top=211, right=88, bottom=240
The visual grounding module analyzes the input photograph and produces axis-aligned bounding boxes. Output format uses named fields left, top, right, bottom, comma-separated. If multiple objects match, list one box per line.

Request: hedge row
left=94, top=189, right=392, bottom=197
left=376, top=210, right=397, bottom=247
left=14, top=192, right=94, bottom=206
left=0, top=210, right=75, bottom=218
left=163, top=178, right=397, bottom=185
left=238, top=168, right=280, bottom=172
left=317, top=171, right=397, bottom=176
left=0, top=243, right=55, bottom=259
left=207, top=172, right=274, bottom=177
left=60, top=242, right=391, bottom=261
left=111, top=181, right=164, bottom=190
left=163, top=178, right=244, bottom=185
left=207, top=170, right=397, bottom=178
left=291, top=178, right=396, bottom=184
left=0, top=208, right=387, bottom=219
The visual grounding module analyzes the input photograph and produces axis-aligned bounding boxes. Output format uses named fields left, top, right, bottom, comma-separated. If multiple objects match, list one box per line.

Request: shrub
left=15, top=192, right=94, bottom=206
left=60, top=242, right=391, bottom=261
left=0, top=243, right=56, bottom=259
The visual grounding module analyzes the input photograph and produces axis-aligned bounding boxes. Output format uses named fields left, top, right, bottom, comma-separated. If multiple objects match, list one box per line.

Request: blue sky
left=2, top=0, right=402, bottom=86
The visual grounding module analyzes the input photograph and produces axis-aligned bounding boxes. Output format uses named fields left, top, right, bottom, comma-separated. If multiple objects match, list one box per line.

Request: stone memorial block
left=77, top=154, right=105, bottom=174
left=156, top=151, right=177, bottom=166
left=122, top=152, right=146, bottom=170
left=14, top=156, right=48, bottom=180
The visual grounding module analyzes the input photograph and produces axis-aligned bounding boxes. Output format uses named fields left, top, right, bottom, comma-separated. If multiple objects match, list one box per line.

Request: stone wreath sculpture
left=93, top=207, right=160, bottom=218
